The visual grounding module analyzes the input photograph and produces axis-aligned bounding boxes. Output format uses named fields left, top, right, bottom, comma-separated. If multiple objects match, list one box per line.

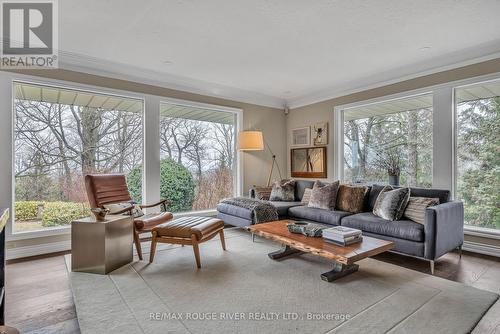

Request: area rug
left=67, top=228, right=498, bottom=334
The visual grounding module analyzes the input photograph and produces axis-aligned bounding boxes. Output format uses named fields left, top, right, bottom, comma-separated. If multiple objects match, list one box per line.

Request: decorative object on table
left=312, top=122, right=328, bottom=145
left=290, top=147, right=327, bottom=178
left=322, top=226, right=362, bottom=246
left=103, top=202, right=143, bottom=218
left=335, top=184, right=369, bottom=213
left=238, top=130, right=282, bottom=186
left=269, top=179, right=296, bottom=201
left=90, top=207, right=110, bottom=221
left=373, top=186, right=410, bottom=221
left=404, top=197, right=440, bottom=224
left=291, top=126, right=310, bottom=147
left=72, top=215, right=133, bottom=274
left=308, top=180, right=339, bottom=210
left=286, top=221, right=325, bottom=237
left=85, top=173, right=173, bottom=261
left=374, top=148, right=403, bottom=186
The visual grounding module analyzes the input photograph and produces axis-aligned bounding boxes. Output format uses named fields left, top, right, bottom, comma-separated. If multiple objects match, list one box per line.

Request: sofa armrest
left=424, top=200, right=464, bottom=260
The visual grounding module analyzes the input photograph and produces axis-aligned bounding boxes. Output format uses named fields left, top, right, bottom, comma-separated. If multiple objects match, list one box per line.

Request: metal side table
left=71, top=215, right=133, bottom=274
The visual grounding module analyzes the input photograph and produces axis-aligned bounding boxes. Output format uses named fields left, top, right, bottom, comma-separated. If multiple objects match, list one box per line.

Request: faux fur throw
left=220, top=197, right=278, bottom=224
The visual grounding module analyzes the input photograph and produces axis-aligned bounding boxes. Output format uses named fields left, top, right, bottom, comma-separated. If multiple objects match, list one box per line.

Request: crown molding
left=58, top=50, right=286, bottom=109
left=287, top=49, right=500, bottom=109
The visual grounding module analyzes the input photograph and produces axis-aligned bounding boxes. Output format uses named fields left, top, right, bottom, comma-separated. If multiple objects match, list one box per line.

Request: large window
left=455, top=80, right=500, bottom=230
left=159, top=102, right=237, bottom=212
left=14, top=83, right=143, bottom=233
left=343, top=94, right=433, bottom=187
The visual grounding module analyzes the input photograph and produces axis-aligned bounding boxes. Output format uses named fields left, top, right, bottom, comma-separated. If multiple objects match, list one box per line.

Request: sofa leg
left=252, top=233, right=255, bottom=243
left=458, top=245, right=463, bottom=259
left=430, top=260, right=435, bottom=275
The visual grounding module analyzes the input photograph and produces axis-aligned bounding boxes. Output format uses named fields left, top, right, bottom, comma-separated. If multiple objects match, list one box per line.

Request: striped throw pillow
left=301, top=188, right=313, bottom=205
left=404, top=197, right=440, bottom=224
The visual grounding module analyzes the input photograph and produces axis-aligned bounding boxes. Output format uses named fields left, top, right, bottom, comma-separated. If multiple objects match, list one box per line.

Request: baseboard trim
left=6, top=240, right=71, bottom=260
left=463, top=240, right=500, bottom=258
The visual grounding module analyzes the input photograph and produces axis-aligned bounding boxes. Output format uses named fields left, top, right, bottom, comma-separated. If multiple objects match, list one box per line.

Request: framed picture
left=312, top=122, right=328, bottom=146
left=291, top=126, right=310, bottom=147
left=291, top=147, right=327, bottom=178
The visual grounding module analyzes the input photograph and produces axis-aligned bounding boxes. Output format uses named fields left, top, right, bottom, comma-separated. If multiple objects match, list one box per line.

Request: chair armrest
left=140, top=199, right=169, bottom=211
left=424, top=200, right=464, bottom=260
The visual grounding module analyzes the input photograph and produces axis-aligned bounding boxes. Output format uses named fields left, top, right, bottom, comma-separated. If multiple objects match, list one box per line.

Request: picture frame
left=290, top=147, right=327, bottom=178
left=291, top=126, right=310, bottom=147
left=312, top=121, right=328, bottom=146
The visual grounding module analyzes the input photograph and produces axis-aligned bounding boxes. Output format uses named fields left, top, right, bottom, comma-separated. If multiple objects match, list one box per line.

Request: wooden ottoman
left=149, top=216, right=226, bottom=268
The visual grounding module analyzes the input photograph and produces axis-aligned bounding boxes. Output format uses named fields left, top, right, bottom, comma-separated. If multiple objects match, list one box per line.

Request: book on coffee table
left=322, top=226, right=362, bottom=246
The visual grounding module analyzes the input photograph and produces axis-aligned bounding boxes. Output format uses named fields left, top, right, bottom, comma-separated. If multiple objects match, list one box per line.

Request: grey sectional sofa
left=217, top=180, right=464, bottom=273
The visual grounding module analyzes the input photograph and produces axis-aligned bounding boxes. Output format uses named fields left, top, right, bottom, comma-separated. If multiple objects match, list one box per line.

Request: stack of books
left=322, top=226, right=362, bottom=246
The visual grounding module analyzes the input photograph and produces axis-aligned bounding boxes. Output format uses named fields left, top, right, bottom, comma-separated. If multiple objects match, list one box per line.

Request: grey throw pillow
left=269, top=179, right=296, bottom=201
left=308, top=180, right=340, bottom=210
left=301, top=188, right=313, bottom=205
left=373, top=186, right=410, bottom=221
left=404, top=197, right=440, bottom=224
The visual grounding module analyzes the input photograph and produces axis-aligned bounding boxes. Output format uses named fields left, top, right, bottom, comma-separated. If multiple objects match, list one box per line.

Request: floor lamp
left=238, top=130, right=282, bottom=186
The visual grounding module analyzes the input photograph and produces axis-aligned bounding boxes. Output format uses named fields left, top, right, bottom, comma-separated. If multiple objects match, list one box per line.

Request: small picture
left=312, top=122, right=328, bottom=146
left=291, top=126, right=310, bottom=147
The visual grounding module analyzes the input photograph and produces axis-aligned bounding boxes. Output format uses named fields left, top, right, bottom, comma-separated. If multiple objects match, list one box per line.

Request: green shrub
left=41, top=202, right=89, bottom=227
left=127, top=159, right=195, bottom=212
left=15, top=201, right=41, bottom=220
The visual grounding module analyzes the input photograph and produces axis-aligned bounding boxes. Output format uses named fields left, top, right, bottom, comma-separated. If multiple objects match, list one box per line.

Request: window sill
left=8, top=225, right=71, bottom=241
left=464, top=226, right=500, bottom=240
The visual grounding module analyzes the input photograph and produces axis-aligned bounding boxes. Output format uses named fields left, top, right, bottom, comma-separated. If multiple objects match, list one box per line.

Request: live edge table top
left=247, top=220, right=394, bottom=265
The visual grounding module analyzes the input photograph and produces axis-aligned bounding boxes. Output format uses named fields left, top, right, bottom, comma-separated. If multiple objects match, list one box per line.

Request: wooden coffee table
left=247, top=220, right=394, bottom=282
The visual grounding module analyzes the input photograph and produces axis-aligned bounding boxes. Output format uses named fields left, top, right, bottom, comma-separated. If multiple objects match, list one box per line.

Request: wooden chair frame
left=149, top=226, right=226, bottom=268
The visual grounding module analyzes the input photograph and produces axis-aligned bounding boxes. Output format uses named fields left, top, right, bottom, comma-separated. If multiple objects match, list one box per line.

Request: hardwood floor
left=5, top=247, right=500, bottom=333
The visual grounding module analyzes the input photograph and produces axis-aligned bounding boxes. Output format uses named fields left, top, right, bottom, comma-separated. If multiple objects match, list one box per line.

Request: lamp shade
left=238, top=131, right=264, bottom=151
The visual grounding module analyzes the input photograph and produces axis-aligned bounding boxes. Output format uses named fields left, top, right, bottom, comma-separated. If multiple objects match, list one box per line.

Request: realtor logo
left=1, top=0, right=58, bottom=68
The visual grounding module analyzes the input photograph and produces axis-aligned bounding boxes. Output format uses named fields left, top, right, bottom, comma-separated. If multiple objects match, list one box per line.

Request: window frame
left=9, top=77, right=146, bottom=240
left=159, top=97, right=243, bottom=205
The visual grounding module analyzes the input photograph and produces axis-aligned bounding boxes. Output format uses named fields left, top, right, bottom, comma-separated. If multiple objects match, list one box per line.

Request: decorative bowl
left=91, top=208, right=110, bottom=221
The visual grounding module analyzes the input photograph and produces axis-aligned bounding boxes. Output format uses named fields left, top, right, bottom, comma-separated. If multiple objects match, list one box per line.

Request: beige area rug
left=67, top=228, right=498, bottom=334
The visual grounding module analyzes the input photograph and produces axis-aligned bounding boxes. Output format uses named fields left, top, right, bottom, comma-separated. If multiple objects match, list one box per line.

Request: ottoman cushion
left=153, top=216, right=224, bottom=241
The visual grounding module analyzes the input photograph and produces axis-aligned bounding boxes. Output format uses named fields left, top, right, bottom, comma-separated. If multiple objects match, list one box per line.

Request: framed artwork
left=312, top=121, right=328, bottom=146
left=291, top=147, right=327, bottom=178
left=291, top=126, right=310, bottom=147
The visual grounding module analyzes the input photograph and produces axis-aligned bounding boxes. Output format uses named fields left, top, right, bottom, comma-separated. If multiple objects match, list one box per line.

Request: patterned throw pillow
left=253, top=186, right=273, bottom=200
left=336, top=184, right=369, bottom=213
left=373, top=186, right=410, bottom=221
left=308, top=180, right=340, bottom=210
left=301, top=188, right=313, bottom=205
left=104, top=202, right=144, bottom=218
left=269, top=179, right=296, bottom=201
left=404, top=197, right=440, bottom=224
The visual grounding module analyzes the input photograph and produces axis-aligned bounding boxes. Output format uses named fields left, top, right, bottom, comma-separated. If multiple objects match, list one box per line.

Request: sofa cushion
left=269, top=201, right=303, bottom=218
left=409, top=187, right=449, bottom=204
left=336, top=184, right=369, bottom=213
left=373, top=186, right=410, bottom=221
left=295, top=180, right=315, bottom=201
left=404, top=197, right=440, bottom=224
left=308, top=180, right=339, bottom=210
left=341, top=212, right=424, bottom=242
left=270, top=179, right=296, bottom=201
left=288, top=206, right=351, bottom=226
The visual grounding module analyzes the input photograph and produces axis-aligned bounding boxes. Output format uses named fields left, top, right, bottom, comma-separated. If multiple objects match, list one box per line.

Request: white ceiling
left=59, top=0, right=500, bottom=108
